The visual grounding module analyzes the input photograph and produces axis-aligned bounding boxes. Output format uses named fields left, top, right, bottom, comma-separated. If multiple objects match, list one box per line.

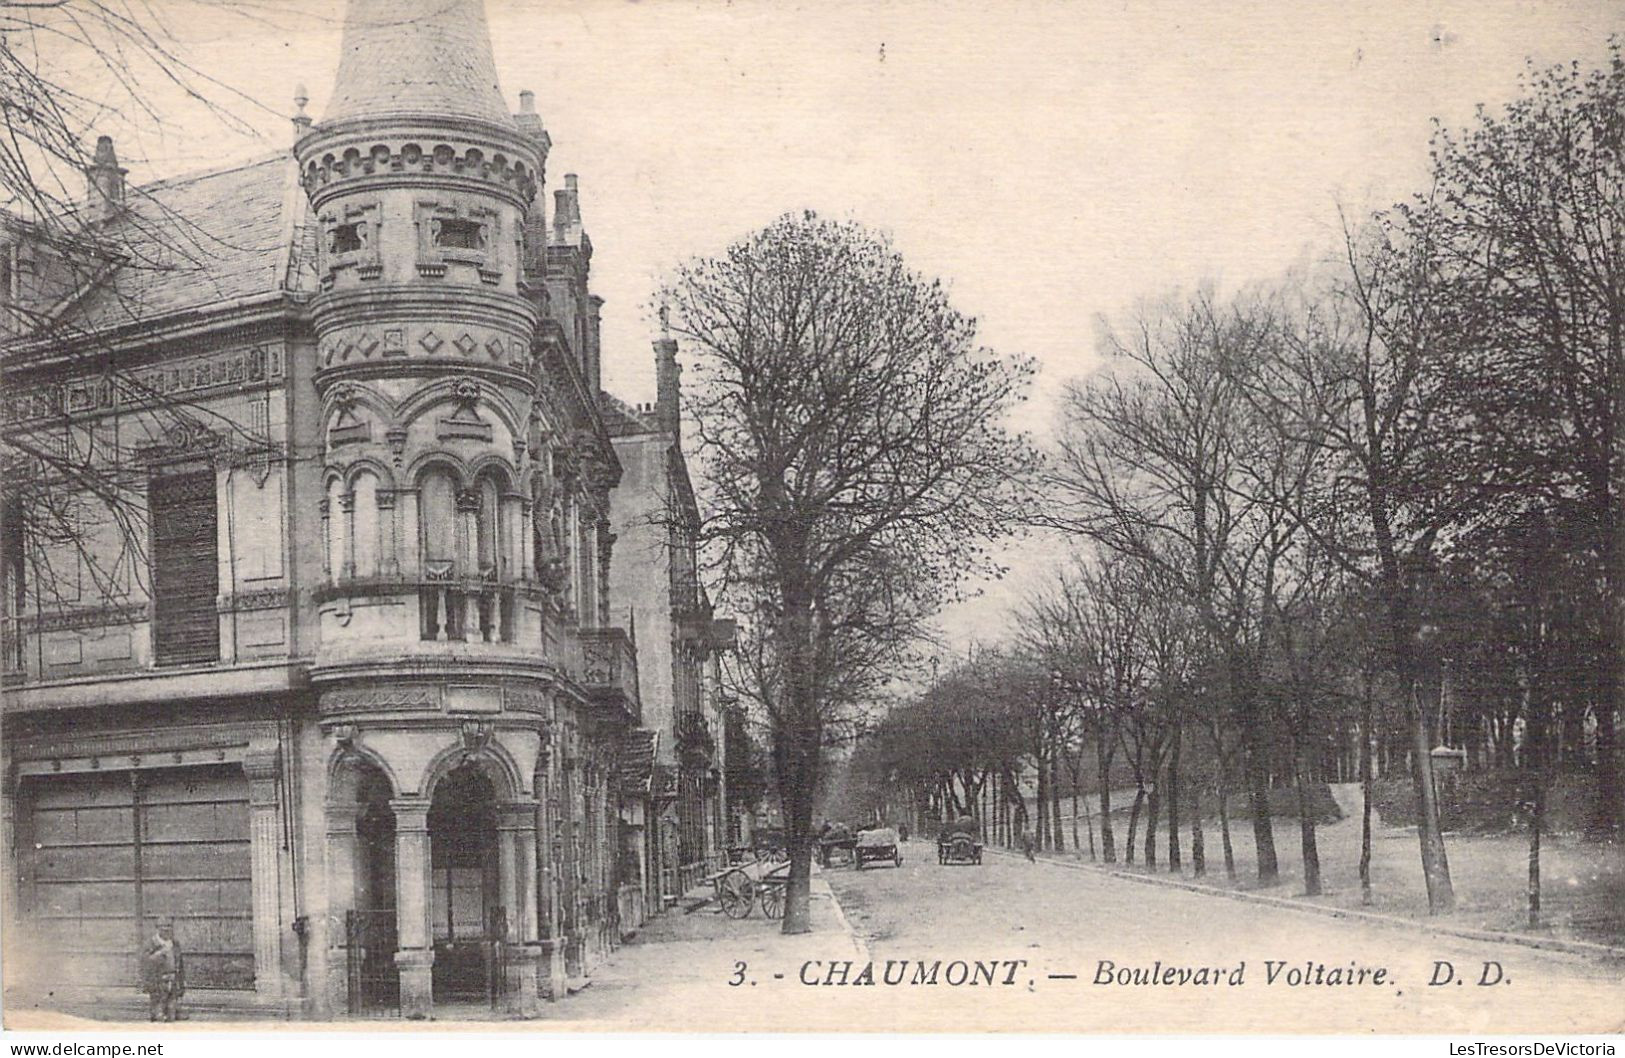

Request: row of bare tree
left=850, top=49, right=1624, bottom=918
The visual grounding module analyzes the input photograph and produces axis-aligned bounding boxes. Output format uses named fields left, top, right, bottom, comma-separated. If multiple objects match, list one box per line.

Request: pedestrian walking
left=1019, top=825, right=1036, bottom=862
left=141, top=919, right=185, bottom=1022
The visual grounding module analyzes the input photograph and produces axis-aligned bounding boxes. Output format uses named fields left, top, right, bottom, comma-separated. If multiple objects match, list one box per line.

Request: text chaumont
left=799, top=960, right=1029, bottom=986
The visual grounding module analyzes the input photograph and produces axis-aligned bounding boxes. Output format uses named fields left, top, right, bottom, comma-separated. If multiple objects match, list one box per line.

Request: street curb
left=985, top=847, right=1625, bottom=962
left=812, top=876, right=870, bottom=961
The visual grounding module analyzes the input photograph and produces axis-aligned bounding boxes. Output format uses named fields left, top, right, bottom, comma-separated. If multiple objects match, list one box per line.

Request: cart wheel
left=760, top=883, right=785, bottom=920
left=718, top=869, right=755, bottom=919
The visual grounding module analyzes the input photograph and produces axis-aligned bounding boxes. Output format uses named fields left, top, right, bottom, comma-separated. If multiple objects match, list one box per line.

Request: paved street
left=819, top=841, right=1625, bottom=1034
left=513, top=842, right=1625, bottom=1033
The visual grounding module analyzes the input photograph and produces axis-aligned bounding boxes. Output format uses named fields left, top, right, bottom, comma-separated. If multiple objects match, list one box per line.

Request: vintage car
left=853, top=826, right=903, bottom=870
left=936, top=819, right=984, bottom=865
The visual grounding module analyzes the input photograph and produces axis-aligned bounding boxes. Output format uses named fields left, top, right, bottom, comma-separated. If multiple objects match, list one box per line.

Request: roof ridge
left=129, top=149, right=291, bottom=197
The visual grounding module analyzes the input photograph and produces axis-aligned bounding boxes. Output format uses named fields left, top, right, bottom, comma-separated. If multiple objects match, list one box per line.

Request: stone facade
left=605, top=339, right=733, bottom=912
left=1, top=0, right=659, bottom=1020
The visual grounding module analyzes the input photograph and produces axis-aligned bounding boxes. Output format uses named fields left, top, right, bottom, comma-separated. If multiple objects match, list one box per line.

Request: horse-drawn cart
left=702, top=858, right=790, bottom=919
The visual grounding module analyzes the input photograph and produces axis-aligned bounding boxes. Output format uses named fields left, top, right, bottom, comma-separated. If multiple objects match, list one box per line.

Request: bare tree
left=2, top=0, right=294, bottom=638
left=662, top=211, right=1037, bottom=933
left=1046, top=289, right=1288, bottom=885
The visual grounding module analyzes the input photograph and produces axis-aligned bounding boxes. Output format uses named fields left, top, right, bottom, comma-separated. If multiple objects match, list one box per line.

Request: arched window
left=352, top=471, right=379, bottom=578
left=476, top=473, right=501, bottom=578
left=325, top=476, right=347, bottom=580
left=419, top=467, right=457, bottom=574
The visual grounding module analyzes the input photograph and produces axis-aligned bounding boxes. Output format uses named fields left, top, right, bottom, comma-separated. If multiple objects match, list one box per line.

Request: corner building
left=3, top=0, right=657, bottom=1019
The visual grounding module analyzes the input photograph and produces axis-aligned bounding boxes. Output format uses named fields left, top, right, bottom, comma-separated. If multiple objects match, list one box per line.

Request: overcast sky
left=50, top=0, right=1624, bottom=650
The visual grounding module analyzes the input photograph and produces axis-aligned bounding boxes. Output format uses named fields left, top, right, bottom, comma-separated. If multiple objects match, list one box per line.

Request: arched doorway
left=343, top=761, right=398, bottom=1014
left=428, top=761, right=500, bottom=1005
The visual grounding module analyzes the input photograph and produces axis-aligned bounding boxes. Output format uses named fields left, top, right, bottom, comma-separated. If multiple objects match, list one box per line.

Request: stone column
left=535, top=753, right=565, bottom=1000
left=323, top=801, right=359, bottom=1014
left=377, top=489, right=399, bottom=576
left=519, top=500, right=535, bottom=581
left=339, top=491, right=357, bottom=579
left=498, top=801, right=541, bottom=1015
left=244, top=740, right=285, bottom=1001
left=390, top=798, right=434, bottom=1019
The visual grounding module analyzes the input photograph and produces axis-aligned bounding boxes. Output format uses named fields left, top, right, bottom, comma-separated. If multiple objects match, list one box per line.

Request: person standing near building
left=141, top=919, right=185, bottom=1022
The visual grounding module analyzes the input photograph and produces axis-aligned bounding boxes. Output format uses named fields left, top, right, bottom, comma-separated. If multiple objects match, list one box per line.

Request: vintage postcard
left=1, top=0, right=1622, bottom=1041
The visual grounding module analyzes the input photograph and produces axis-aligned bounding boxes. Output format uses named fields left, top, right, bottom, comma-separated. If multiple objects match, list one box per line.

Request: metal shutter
left=151, top=471, right=219, bottom=666
left=24, top=765, right=255, bottom=991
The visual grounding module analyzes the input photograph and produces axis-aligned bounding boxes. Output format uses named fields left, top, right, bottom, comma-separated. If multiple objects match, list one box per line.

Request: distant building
left=1, top=0, right=683, bottom=1021
left=604, top=336, right=734, bottom=908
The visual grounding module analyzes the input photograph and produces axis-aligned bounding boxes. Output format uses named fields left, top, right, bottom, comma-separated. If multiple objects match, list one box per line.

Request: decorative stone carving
left=21, top=601, right=145, bottom=632
left=217, top=589, right=288, bottom=613
left=323, top=685, right=440, bottom=712
left=459, top=719, right=494, bottom=758
left=327, top=382, right=370, bottom=447
left=5, top=346, right=283, bottom=426
left=301, top=141, right=538, bottom=205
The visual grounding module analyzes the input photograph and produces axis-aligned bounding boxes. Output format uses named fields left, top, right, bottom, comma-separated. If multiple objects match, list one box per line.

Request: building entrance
left=348, top=765, right=398, bottom=1014
left=428, top=763, right=502, bottom=1005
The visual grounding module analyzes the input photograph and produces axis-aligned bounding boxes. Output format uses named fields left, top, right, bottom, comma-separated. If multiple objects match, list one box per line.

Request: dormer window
left=435, top=218, right=485, bottom=252
left=330, top=222, right=365, bottom=255
left=319, top=202, right=380, bottom=286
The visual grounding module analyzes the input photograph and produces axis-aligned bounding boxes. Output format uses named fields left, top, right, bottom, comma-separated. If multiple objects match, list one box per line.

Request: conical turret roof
left=323, top=0, right=514, bottom=128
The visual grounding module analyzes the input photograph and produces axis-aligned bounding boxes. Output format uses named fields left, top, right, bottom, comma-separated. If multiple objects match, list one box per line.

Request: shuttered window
left=150, top=470, right=219, bottom=666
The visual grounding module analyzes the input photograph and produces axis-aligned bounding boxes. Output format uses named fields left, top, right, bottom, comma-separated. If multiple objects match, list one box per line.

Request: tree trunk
left=1527, top=683, right=1547, bottom=928
left=1295, top=739, right=1321, bottom=897
left=777, top=731, right=819, bottom=935
left=1407, top=673, right=1455, bottom=912
left=1601, top=447, right=1624, bottom=836
left=1236, top=655, right=1280, bottom=884
left=1143, top=782, right=1160, bottom=869
left=1218, top=784, right=1236, bottom=880
left=1035, top=754, right=1049, bottom=850
left=1190, top=786, right=1206, bottom=877
left=1097, top=728, right=1117, bottom=864
left=1372, top=487, right=1455, bottom=912
left=1125, top=787, right=1144, bottom=865
left=1051, top=756, right=1065, bottom=853
left=1070, top=772, right=1081, bottom=858
left=1360, top=685, right=1374, bottom=906
left=1167, top=722, right=1183, bottom=871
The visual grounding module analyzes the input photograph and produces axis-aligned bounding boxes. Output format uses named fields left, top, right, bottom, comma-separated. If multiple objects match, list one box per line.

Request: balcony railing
left=578, top=626, right=639, bottom=722
left=418, top=581, right=516, bottom=643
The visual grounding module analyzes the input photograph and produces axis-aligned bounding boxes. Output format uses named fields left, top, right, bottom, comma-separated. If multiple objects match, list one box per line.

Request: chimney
left=513, top=89, right=551, bottom=278
left=552, top=173, right=582, bottom=245
left=654, top=333, right=681, bottom=440
left=84, top=136, right=127, bottom=221
left=587, top=294, right=604, bottom=396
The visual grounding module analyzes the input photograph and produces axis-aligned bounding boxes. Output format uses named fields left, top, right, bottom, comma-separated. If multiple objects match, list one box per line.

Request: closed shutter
left=24, top=765, right=255, bottom=991
left=151, top=471, right=219, bottom=666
